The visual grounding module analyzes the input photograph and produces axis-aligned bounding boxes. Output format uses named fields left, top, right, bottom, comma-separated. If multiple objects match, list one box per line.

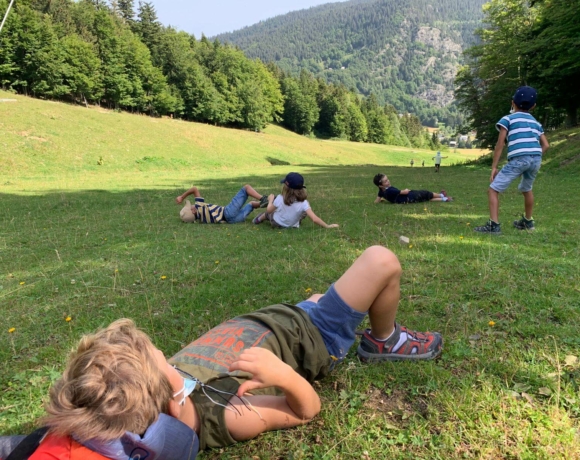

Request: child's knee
left=361, top=246, right=402, bottom=276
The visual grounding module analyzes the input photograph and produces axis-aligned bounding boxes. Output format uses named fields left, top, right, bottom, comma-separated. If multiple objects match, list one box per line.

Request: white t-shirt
left=272, top=195, right=311, bottom=228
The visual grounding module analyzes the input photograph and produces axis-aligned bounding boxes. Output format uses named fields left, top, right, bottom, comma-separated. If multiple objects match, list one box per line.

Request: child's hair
left=43, top=319, right=173, bottom=442
left=373, top=173, right=386, bottom=187
left=282, top=184, right=308, bottom=206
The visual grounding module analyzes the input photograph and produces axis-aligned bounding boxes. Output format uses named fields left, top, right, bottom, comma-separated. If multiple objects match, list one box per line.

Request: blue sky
left=150, top=0, right=347, bottom=38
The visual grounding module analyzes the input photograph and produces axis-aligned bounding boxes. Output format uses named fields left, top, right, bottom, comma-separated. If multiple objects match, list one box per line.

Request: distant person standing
left=410, top=159, right=414, bottom=167
left=432, top=151, right=448, bottom=172
left=422, top=160, right=425, bottom=167
left=474, top=86, right=549, bottom=234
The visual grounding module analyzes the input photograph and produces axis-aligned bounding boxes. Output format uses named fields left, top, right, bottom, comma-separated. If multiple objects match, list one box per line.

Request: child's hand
left=176, top=196, right=183, bottom=204
left=327, top=224, right=339, bottom=229
left=268, top=194, right=275, bottom=202
left=229, top=348, right=290, bottom=396
left=490, top=168, right=499, bottom=182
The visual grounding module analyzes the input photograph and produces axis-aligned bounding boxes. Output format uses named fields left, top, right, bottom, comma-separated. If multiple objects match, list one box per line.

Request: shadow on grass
left=1, top=166, right=579, bottom=456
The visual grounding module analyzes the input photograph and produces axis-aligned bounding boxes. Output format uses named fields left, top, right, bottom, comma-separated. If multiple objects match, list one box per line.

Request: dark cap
left=281, top=172, right=305, bottom=190
left=513, top=86, right=537, bottom=110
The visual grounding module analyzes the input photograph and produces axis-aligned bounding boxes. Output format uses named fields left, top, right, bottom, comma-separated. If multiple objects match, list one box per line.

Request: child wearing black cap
left=474, top=86, right=550, bottom=234
left=253, top=173, right=339, bottom=229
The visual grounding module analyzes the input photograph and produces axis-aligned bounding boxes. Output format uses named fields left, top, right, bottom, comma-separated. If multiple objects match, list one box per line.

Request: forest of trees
left=455, top=0, right=580, bottom=148
left=0, top=0, right=440, bottom=149
left=217, top=0, right=488, bottom=128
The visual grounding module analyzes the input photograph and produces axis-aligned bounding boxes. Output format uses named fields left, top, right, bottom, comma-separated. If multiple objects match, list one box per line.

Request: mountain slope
left=216, top=0, right=487, bottom=126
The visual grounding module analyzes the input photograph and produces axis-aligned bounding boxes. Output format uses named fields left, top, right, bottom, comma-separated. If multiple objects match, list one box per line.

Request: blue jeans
left=297, top=284, right=366, bottom=366
left=223, top=187, right=254, bottom=223
left=491, top=155, right=542, bottom=193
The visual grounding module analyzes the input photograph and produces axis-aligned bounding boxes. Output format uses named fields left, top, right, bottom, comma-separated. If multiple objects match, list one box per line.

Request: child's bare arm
left=225, top=348, right=321, bottom=441
left=399, top=188, right=410, bottom=195
left=176, top=186, right=201, bottom=203
left=540, top=134, right=549, bottom=155
left=305, top=208, right=339, bottom=228
left=491, top=128, right=508, bottom=182
left=266, top=194, right=277, bottom=213
left=374, top=196, right=383, bottom=204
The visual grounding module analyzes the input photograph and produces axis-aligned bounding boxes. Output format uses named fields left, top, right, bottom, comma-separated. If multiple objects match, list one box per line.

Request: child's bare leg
left=333, top=246, right=400, bottom=339
left=250, top=201, right=260, bottom=209
left=243, top=184, right=264, bottom=200
left=176, top=186, right=201, bottom=204
left=488, top=188, right=500, bottom=222
left=523, top=191, right=533, bottom=219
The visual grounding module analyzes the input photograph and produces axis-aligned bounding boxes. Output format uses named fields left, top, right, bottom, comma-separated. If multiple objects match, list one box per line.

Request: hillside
left=216, top=0, right=487, bottom=126
left=0, top=91, right=481, bottom=189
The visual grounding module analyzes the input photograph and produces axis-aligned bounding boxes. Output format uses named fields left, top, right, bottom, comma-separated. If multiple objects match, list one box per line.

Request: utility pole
left=0, top=0, right=16, bottom=35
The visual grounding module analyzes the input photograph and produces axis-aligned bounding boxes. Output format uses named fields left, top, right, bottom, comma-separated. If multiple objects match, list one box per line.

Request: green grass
left=1, top=93, right=580, bottom=459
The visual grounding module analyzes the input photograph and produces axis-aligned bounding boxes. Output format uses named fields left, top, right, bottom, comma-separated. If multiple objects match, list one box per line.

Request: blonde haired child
left=253, top=173, right=338, bottom=229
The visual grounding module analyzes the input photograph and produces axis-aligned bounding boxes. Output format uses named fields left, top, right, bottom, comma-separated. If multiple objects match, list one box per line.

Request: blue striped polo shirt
left=496, top=112, right=544, bottom=160
left=192, top=197, right=225, bottom=223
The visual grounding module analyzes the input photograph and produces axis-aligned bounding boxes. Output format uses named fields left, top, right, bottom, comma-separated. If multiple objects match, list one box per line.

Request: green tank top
left=168, top=304, right=331, bottom=449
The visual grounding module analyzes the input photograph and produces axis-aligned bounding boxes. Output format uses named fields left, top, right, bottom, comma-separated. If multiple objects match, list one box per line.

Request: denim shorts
left=223, top=187, right=254, bottom=223
left=296, top=284, right=366, bottom=365
left=491, top=155, right=542, bottom=193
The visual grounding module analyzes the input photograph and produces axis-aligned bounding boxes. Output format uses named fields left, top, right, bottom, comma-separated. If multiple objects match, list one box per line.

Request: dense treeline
left=455, top=0, right=580, bottom=148
left=0, top=0, right=282, bottom=130
left=274, top=67, right=439, bottom=148
left=216, top=0, right=487, bottom=127
left=0, top=0, right=437, bottom=148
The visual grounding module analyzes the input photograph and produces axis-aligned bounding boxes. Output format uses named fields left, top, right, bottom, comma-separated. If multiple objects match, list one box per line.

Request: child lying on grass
left=373, top=173, right=453, bottom=204
left=0, top=246, right=442, bottom=458
left=252, top=172, right=339, bottom=229
left=176, top=184, right=268, bottom=224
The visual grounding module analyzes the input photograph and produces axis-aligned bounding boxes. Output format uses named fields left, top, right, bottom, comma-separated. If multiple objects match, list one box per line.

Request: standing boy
left=474, top=86, right=549, bottom=234
left=432, top=151, right=447, bottom=172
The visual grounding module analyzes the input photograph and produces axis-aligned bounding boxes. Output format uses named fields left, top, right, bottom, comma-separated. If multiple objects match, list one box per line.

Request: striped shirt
left=496, top=112, right=543, bottom=160
left=192, top=197, right=225, bottom=223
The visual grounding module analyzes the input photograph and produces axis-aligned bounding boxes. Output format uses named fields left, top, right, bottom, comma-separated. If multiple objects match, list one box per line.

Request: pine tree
left=117, top=0, right=135, bottom=22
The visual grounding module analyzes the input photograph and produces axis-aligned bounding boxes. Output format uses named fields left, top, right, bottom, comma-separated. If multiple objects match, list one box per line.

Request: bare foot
left=176, top=196, right=184, bottom=204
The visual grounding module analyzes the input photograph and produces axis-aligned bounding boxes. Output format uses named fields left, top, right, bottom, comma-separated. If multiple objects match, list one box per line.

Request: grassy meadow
left=1, top=92, right=580, bottom=459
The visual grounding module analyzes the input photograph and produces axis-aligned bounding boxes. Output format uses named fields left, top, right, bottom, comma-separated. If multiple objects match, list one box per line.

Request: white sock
left=441, top=196, right=448, bottom=202
left=371, top=328, right=396, bottom=342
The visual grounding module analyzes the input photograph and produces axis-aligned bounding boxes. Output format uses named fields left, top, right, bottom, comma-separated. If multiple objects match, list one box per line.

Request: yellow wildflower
left=488, top=321, right=496, bottom=327
left=460, top=236, right=464, bottom=240
left=160, top=275, right=167, bottom=280
left=466, top=222, right=471, bottom=226
left=65, top=316, right=72, bottom=322
left=19, top=281, right=25, bottom=285
left=409, top=244, right=413, bottom=248
left=215, top=261, right=220, bottom=264
left=8, top=327, right=15, bottom=333
left=305, top=288, right=312, bottom=293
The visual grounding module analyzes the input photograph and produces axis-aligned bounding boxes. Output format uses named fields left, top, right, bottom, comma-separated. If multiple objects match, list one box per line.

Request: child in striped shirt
left=177, top=184, right=268, bottom=224
left=475, top=86, right=550, bottom=234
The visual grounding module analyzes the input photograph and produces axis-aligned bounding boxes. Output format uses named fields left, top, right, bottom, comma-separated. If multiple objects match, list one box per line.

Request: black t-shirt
left=378, top=187, right=408, bottom=204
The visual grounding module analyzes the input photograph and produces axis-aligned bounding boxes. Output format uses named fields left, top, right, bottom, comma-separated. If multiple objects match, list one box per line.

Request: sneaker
left=259, top=195, right=269, bottom=208
left=474, top=220, right=501, bottom=234
left=357, top=323, right=443, bottom=362
left=513, top=215, right=535, bottom=231
left=252, top=213, right=265, bottom=224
